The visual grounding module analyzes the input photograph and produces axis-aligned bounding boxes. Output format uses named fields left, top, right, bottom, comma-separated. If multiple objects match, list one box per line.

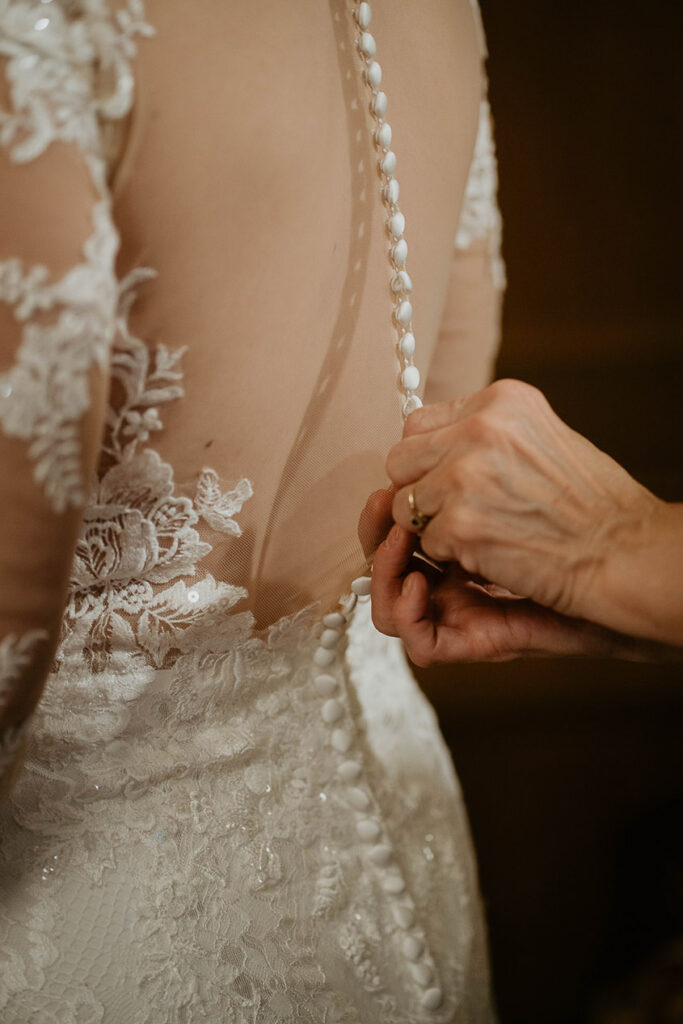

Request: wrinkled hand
left=367, top=503, right=649, bottom=664
left=386, top=379, right=660, bottom=622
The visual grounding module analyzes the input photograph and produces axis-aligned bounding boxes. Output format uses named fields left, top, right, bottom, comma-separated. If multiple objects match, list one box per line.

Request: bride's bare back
left=110, top=0, right=495, bottom=625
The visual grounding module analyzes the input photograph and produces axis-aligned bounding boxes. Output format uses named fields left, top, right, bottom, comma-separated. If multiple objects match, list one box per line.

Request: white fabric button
left=360, top=31, right=376, bottom=56
left=382, top=874, right=406, bottom=895
left=399, top=331, right=415, bottom=358
left=356, top=819, right=381, bottom=842
left=366, top=61, right=382, bottom=87
left=384, top=178, right=400, bottom=205
left=391, top=270, right=412, bottom=294
left=393, top=905, right=415, bottom=929
left=391, top=238, right=407, bottom=265
left=411, top=962, right=434, bottom=986
left=323, top=613, right=345, bottom=629
left=322, top=699, right=344, bottom=724
left=338, top=760, right=361, bottom=782
left=396, top=300, right=412, bottom=325
left=401, top=936, right=424, bottom=962
left=351, top=576, right=372, bottom=596
left=403, top=395, right=423, bottom=416
left=381, top=150, right=397, bottom=175
left=347, top=787, right=371, bottom=811
left=314, top=647, right=335, bottom=668
left=320, top=628, right=341, bottom=649
left=389, top=211, right=405, bottom=238
left=314, top=674, right=337, bottom=697
left=332, top=729, right=352, bottom=753
left=357, top=3, right=372, bottom=29
left=372, top=90, right=387, bottom=117
left=401, top=365, right=420, bottom=391
left=376, top=122, right=392, bottom=148
left=421, top=988, right=444, bottom=1011
left=369, top=844, right=392, bottom=866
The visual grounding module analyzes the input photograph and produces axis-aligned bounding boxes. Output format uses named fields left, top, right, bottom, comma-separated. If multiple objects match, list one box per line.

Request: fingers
left=390, top=571, right=437, bottom=666
left=370, top=524, right=419, bottom=636
left=390, top=474, right=462, bottom=564
left=402, top=395, right=471, bottom=439
left=358, top=487, right=394, bottom=559
left=386, top=423, right=464, bottom=490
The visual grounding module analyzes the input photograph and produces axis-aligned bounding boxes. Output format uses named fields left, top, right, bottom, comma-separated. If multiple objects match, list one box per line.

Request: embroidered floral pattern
left=0, top=1, right=153, bottom=511
left=0, top=203, right=118, bottom=510
left=58, top=271, right=253, bottom=672
left=0, top=0, right=153, bottom=171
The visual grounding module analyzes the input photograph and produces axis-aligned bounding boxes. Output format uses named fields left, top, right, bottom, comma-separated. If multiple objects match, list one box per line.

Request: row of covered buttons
left=354, top=1, right=423, bottom=421
left=313, top=573, right=444, bottom=1012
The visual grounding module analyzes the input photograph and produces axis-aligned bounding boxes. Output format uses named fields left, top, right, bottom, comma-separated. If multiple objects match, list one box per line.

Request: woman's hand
left=361, top=379, right=683, bottom=656
left=383, top=379, right=683, bottom=644
left=368, top=511, right=671, bottom=664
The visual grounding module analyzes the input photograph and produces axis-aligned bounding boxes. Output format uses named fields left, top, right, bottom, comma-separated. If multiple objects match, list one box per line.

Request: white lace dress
left=0, top=2, right=505, bottom=1020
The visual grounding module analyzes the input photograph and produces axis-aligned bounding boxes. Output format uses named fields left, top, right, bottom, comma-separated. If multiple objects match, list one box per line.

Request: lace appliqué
left=0, top=1, right=153, bottom=511
left=455, top=97, right=507, bottom=292
left=0, top=630, right=47, bottom=776
left=0, top=203, right=118, bottom=511
left=0, top=0, right=153, bottom=171
left=58, top=269, right=253, bottom=674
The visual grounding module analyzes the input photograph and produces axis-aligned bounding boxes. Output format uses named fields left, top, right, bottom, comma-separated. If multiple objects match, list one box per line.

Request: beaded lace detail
left=59, top=269, right=253, bottom=674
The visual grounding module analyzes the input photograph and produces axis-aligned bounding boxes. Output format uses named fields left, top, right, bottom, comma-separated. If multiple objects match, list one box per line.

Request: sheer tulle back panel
left=110, top=0, right=482, bottom=626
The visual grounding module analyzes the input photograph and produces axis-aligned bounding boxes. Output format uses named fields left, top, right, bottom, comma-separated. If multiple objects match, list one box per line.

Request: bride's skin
left=365, top=379, right=683, bottom=663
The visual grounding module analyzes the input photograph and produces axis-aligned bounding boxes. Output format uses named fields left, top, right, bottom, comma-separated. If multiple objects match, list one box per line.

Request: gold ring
left=407, top=488, right=432, bottom=532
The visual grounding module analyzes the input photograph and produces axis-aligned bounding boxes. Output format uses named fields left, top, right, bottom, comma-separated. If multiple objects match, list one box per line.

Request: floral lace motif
left=0, top=203, right=119, bottom=510
left=455, top=97, right=506, bottom=292
left=0, top=0, right=153, bottom=172
left=0, top=0, right=153, bottom=511
left=58, top=269, right=253, bottom=673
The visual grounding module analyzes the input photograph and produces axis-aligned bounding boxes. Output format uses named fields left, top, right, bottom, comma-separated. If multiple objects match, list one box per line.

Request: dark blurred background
left=418, top=3, right=683, bottom=1022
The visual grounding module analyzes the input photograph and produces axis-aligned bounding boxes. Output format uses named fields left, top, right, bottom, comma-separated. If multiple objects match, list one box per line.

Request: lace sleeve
left=0, top=0, right=150, bottom=789
left=423, top=81, right=507, bottom=405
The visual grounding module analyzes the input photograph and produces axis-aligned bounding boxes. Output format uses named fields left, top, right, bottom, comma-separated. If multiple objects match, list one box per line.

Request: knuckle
left=489, top=377, right=526, bottom=400
left=491, top=377, right=547, bottom=410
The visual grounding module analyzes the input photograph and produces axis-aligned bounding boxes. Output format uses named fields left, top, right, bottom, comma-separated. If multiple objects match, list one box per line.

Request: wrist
left=578, top=498, right=683, bottom=645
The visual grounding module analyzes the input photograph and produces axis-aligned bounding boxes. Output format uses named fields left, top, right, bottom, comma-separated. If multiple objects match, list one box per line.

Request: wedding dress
left=0, top=1, right=505, bottom=1020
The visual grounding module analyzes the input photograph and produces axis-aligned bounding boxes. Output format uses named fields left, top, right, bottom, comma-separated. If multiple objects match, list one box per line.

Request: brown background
left=418, top=3, right=683, bottom=1022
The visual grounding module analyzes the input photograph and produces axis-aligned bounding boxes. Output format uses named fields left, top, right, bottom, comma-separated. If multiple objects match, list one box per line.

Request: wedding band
left=407, top=487, right=432, bottom=532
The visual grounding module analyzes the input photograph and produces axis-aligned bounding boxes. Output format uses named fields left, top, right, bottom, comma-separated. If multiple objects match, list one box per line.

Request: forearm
left=578, top=501, right=683, bottom=646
